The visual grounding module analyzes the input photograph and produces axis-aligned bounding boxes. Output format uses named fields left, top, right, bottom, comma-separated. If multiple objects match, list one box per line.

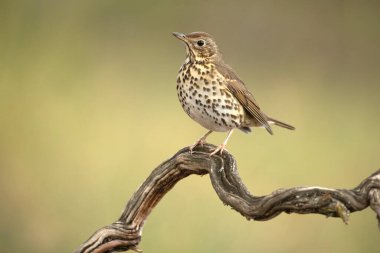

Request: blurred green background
left=1, top=0, right=379, bottom=252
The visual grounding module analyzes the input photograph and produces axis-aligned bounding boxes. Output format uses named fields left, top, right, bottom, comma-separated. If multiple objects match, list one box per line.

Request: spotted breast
left=176, top=58, right=245, bottom=132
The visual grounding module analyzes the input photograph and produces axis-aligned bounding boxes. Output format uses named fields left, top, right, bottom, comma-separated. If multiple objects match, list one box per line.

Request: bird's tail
left=267, top=117, right=295, bottom=131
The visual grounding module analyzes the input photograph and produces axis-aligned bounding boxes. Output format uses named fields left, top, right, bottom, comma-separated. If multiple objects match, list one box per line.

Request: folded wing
left=215, top=62, right=273, bottom=135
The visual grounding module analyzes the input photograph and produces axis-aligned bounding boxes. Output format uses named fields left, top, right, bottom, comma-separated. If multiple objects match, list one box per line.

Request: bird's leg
left=189, top=130, right=213, bottom=154
left=209, top=129, right=234, bottom=157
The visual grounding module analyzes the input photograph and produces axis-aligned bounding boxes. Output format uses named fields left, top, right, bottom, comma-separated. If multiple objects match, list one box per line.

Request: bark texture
left=75, top=144, right=380, bottom=253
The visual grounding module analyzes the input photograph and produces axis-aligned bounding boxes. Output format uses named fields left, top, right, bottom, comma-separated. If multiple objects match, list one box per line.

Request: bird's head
left=172, top=32, right=220, bottom=62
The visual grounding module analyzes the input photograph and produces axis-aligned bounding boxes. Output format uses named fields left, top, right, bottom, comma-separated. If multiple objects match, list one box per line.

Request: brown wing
left=214, top=61, right=273, bottom=135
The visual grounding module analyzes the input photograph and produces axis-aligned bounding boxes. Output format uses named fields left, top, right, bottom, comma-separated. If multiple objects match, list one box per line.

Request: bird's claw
left=209, top=144, right=226, bottom=157
left=189, top=138, right=206, bottom=154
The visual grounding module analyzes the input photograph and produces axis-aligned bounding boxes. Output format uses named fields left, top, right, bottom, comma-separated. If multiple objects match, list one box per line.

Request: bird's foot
left=189, top=130, right=213, bottom=154
left=189, top=138, right=206, bottom=154
left=209, top=144, right=227, bottom=157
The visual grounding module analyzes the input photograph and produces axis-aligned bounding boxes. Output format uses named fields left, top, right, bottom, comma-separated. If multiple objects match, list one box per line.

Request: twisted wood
left=75, top=144, right=380, bottom=253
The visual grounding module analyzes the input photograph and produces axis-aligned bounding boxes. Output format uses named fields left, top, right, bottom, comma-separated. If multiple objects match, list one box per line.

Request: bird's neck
left=186, top=55, right=220, bottom=66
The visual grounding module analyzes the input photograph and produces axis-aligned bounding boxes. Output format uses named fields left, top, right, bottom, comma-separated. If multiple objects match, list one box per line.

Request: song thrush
left=173, top=31, right=295, bottom=156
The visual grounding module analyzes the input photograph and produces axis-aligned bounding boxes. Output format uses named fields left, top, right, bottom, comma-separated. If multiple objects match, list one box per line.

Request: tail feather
left=267, top=117, right=295, bottom=131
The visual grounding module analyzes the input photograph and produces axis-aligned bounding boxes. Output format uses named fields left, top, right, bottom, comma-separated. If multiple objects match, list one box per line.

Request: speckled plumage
left=173, top=32, right=295, bottom=155
left=177, top=58, right=245, bottom=132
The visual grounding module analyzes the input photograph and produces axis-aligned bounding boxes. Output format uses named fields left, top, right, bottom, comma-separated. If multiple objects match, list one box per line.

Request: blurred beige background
left=1, top=0, right=379, bottom=252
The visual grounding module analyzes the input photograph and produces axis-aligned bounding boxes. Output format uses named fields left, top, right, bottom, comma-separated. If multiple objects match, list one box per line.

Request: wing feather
left=214, top=61, right=273, bottom=134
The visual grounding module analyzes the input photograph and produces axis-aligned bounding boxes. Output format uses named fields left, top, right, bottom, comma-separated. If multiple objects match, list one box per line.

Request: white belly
left=177, top=66, right=244, bottom=132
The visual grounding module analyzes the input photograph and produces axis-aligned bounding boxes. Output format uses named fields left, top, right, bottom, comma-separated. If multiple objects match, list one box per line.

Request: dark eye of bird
left=197, top=40, right=205, bottom=46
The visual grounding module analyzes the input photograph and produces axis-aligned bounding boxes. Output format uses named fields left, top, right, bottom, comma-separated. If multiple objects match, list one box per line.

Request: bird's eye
left=197, top=40, right=205, bottom=46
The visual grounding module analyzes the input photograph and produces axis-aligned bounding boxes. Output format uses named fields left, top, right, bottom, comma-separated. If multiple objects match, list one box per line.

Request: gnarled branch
left=75, top=144, right=380, bottom=253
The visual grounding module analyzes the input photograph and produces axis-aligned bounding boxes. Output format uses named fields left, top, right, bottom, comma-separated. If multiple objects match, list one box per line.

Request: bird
left=173, top=31, right=295, bottom=156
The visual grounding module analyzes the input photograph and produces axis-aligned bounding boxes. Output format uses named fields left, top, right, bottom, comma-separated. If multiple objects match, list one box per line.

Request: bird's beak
left=172, top=32, right=188, bottom=43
